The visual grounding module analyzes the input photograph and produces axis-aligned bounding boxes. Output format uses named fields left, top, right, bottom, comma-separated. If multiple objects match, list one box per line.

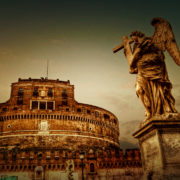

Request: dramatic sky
left=0, top=0, right=180, bottom=148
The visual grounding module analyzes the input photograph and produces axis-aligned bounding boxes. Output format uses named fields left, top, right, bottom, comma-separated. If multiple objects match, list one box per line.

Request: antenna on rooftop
left=46, top=59, right=49, bottom=79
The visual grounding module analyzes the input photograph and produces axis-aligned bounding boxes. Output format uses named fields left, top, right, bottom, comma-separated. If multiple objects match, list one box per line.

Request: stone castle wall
left=0, top=78, right=119, bottom=149
left=0, top=148, right=142, bottom=180
left=0, top=78, right=142, bottom=179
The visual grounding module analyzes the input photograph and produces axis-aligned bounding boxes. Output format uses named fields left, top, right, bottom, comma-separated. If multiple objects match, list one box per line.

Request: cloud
left=97, top=91, right=144, bottom=118
left=105, top=95, right=131, bottom=110
left=120, top=140, right=139, bottom=150
left=119, top=120, right=141, bottom=149
left=119, top=120, right=140, bottom=135
left=99, top=92, right=137, bottom=111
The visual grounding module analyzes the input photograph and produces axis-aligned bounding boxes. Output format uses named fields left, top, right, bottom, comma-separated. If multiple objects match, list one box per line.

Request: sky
left=0, top=0, right=180, bottom=148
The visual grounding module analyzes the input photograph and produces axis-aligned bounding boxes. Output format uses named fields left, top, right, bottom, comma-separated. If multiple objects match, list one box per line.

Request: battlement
left=17, top=77, right=70, bottom=84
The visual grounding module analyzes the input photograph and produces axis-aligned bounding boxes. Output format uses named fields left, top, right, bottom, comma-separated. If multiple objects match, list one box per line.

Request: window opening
left=87, top=110, right=91, bottom=114
left=48, top=88, right=53, bottom=97
left=47, top=102, right=54, bottom=110
left=33, top=87, right=39, bottom=97
left=32, top=101, right=38, bottom=109
left=40, top=102, right=46, bottom=110
left=90, top=163, right=95, bottom=172
left=62, top=89, right=68, bottom=106
left=17, top=88, right=23, bottom=105
left=104, top=114, right=110, bottom=119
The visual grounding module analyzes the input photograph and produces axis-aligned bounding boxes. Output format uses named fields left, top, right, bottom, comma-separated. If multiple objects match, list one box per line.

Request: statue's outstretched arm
left=122, top=36, right=133, bottom=65
left=122, top=36, right=140, bottom=73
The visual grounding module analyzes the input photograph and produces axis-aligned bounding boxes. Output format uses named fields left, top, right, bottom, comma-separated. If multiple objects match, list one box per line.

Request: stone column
left=133, top=113, right=180, bottom=180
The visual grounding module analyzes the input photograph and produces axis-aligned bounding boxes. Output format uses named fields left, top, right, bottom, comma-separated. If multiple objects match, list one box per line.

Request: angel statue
left=113, top=17, right=180, bottom=120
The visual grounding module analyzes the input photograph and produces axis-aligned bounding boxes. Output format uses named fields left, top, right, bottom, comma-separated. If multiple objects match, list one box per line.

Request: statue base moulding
left=133, top=113, right=180, bottom=180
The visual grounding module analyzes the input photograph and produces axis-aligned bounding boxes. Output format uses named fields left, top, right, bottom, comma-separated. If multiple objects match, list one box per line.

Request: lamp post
left=79, top=151, right=85, bottom=180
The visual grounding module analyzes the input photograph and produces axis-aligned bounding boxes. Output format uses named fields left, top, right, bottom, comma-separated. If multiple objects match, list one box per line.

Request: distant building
left=0, top=78, right=142, bottom=180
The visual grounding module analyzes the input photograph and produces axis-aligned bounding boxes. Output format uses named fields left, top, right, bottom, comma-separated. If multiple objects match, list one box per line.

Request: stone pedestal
left=133, top=113, right=180, bottom=180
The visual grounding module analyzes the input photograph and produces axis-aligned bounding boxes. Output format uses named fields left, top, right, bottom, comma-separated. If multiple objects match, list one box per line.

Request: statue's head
left=130, top=31, right=145, bottom=42
left=130, top=31, right=145, bottom=38
left=151, top=17, right=166, bottom=26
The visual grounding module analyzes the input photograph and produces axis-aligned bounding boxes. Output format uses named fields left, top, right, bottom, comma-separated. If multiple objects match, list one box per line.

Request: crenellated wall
left=0, top=148, right=142, bottom=180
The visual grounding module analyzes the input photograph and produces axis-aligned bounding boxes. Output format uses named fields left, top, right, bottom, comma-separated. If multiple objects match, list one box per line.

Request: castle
left=0, top=78, right=142, bottom=180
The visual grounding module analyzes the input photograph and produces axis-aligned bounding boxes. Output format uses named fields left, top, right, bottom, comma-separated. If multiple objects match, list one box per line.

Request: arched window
left=90, top=163, right=95, bottom=172
left=35, top=166, right=43, bottom=179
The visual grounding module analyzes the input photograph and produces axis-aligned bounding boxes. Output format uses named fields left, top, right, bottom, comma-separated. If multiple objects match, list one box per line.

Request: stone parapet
left=133, top=113, right=180, bottom=180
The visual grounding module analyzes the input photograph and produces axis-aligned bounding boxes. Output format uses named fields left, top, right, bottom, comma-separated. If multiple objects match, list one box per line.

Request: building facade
left=0, top=78, right=142, bottom=180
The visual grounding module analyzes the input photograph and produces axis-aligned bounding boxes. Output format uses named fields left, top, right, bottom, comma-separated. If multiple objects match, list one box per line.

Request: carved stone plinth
left=133, top=113, right=180, bottom=180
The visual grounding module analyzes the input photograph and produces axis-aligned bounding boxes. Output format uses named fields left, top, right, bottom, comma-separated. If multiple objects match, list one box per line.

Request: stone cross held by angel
left=113, top=17, right=180, bottom=120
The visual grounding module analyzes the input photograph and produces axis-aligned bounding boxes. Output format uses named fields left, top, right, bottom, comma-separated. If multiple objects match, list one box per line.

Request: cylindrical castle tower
left=0, top=78, right=119, bottom=151
left=0, top=78, right=143, bottom=180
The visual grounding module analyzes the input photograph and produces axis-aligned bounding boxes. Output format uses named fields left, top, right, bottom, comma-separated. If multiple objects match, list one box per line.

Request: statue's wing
left=151, top=17, right=180, bottom=66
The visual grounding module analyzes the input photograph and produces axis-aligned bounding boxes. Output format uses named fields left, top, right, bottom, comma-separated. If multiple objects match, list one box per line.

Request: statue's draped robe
left=130, top=38, right=177, bottom=116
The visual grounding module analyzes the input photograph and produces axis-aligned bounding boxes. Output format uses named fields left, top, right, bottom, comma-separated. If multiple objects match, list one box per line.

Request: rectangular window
left=66, top=108, right=69, bottom=112
left=13, top=107, right=18, bottom=111
left=47, top=102, right=54, bottom=110
left=62, top=89, right=67, bottom=98
left=104, top=114, right=110, bottom=119
left=62, top=100, right=68, bottom=106
left=17, top=88, right=23, bottom=105
left=33, top=87, right=39, bottom=97
left=18, top=88, right=24, bottom=96
left=48, top=88, right=53, bottom=97
left=2, top=108, right=7, bottom=112
left=40, top=102, right=46, bottom=110
left=17, top=97, right=23, bottom=105
left=32, top=101, right=38, bottom=109
left=77, top=108, right=81, bottom=113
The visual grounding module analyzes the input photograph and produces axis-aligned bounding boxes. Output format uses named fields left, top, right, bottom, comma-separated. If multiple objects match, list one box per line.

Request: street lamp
left=80, top=151, right=85, bottom=180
